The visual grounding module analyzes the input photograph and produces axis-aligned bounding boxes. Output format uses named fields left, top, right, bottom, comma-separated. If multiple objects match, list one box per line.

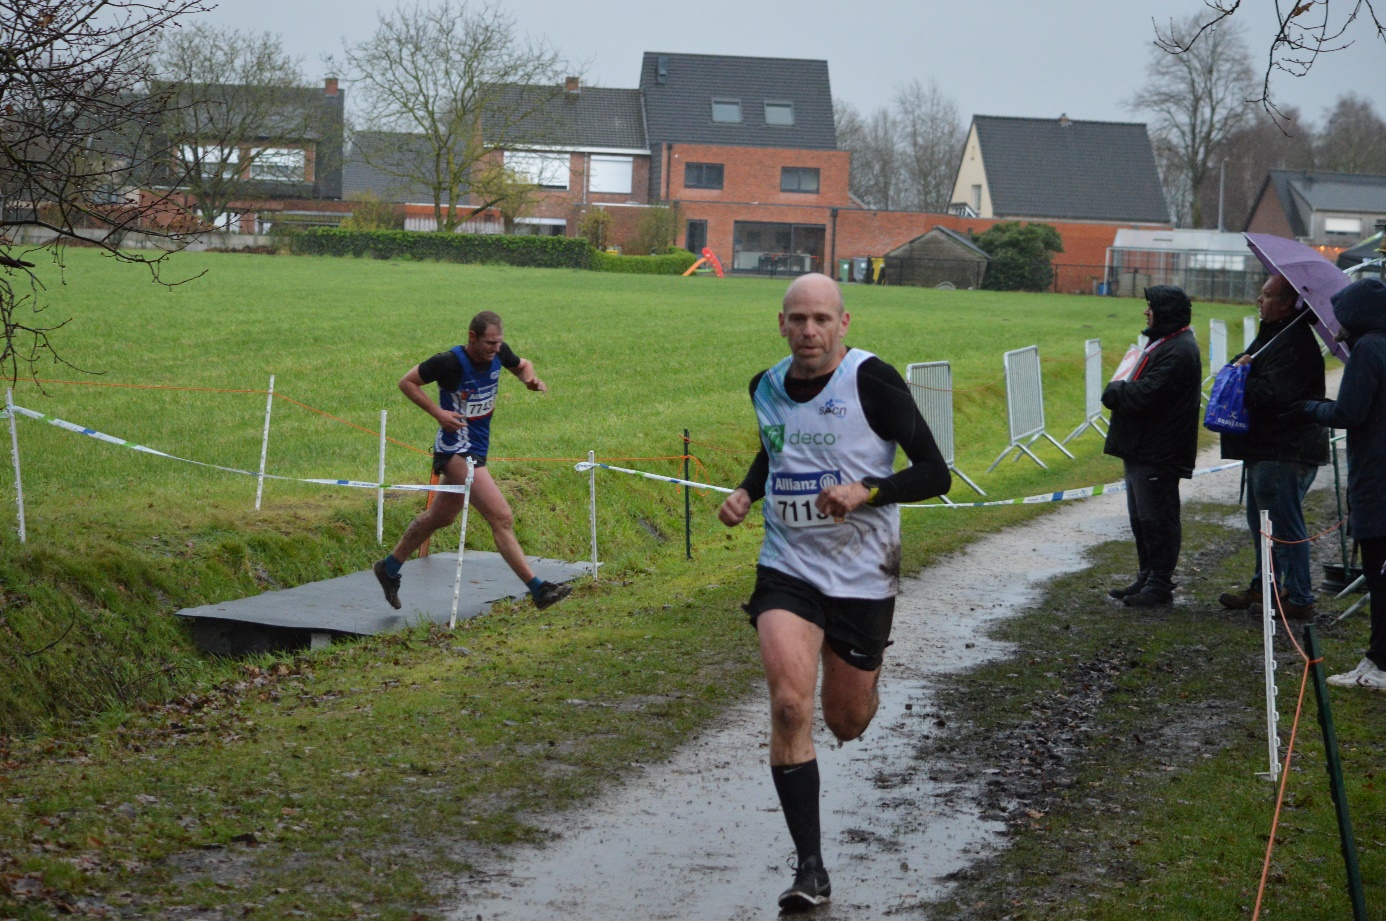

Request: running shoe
left=778, top=858, right=831, bottom=912
left=372, top=559, right=402, bottom=610
left=1327, top=658, right=1386, bottom=690
left=532, top=581, right=572, bottom=610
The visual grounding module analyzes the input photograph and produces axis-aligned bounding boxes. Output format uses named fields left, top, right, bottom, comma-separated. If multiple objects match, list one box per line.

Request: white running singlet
left=753, top=348, right=902, bottom=599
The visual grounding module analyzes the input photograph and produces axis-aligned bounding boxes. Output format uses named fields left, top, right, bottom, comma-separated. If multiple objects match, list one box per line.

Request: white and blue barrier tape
left=10, top=404, right=470, bottom=494
left=574, top=458, right=1245, bottom=508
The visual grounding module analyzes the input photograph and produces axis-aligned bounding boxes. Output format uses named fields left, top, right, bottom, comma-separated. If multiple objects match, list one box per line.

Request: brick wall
left=661, top=143, right=851, bottom=208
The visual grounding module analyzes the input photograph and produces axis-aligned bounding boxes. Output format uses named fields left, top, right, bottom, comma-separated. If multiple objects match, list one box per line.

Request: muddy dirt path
left=447, top=450, right=1253, bottom=921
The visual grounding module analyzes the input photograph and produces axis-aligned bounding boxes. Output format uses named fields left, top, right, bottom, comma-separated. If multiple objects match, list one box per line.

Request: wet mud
left=447, top=452, right=1249, bottom=920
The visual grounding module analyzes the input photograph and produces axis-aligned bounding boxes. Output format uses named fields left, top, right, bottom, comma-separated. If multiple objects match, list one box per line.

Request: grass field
left=0, top=249, right=1250, bottom=730
left=0, top=249, right=1289, bottom=919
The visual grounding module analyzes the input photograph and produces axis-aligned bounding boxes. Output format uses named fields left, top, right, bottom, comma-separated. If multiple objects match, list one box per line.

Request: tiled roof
left=482, top=84, right=646, bottom=150
left=638, top=52, right=836, bottom=150
left=342, top=132, right=451, bottom=204
left=972, top=115, right=1170, bottom=224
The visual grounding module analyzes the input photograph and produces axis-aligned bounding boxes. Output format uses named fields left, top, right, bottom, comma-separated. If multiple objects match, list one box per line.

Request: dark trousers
left=1124, top=460, right=1182, bottom=577
left=1362, top=537, right=1386, bottom=671
left=1245, top=460, right=1318, bottom=606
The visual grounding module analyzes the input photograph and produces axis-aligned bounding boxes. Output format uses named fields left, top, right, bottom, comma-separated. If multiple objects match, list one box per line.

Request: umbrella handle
left=1246, top=306, right=1313, bottom=361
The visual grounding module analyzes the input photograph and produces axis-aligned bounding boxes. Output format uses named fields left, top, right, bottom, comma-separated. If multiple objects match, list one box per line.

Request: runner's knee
left=769, top=693, right=814, bottom=735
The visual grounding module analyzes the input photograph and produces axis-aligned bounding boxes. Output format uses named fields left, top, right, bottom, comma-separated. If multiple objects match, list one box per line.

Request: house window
left=1325, top=217, right=1363, bottom=236
left=685, top=162, right=724, bottom=190
left=780, top=167, right=820, bottom=194
left=971, top=184, right=982, bottom=212
left=506, top=151, right=569, bottom=189
left=248, top=147, right=306, bottom=182
left=711, top=99, right=742, bottom=123
left=181, top=145, right=238, bottom=179
left=764, top=101, right=795, bottom=126
left=589, top=155, right=632, bottom=194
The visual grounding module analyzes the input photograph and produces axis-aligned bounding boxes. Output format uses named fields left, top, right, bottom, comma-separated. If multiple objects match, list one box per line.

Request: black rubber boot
left=1124, top=572, right=1175, bottom=607
left=1108, top=571, right=1150, bottom=600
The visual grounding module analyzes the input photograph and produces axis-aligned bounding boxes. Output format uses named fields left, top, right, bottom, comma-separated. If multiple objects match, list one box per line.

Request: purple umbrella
left=1244, top=232, right=1351, bottom=362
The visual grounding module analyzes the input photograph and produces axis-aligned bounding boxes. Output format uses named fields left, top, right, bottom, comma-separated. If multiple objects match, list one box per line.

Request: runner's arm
left=399, top=366, right=466, bottom=431
left=501, top=342, right=546, bottom=392
left=857, top=358, right=952, bottom=504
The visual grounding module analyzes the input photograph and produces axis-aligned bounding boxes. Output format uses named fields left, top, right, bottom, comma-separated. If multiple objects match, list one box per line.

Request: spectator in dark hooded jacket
left=1102, top=285, right=1203, bottom=607
left=1295, top=278, right=1386, bottom=690
left=1217, top=274, right=1329, bottom=621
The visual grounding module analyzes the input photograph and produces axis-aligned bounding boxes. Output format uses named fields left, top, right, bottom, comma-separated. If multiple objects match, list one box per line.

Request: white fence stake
left=1257, top=509, right=1281, bottom=782
left=255, top=374, right=275, bottom=511
left=588, top=449, right=599, bottom=580
left=987, top=345, right=1074, bottom=472
left=376, top=409, right=387, bottom=544
left=447, top=456, right=477, bottom=630
left=1201, top=319, right=1228, bottom=404
left=906, top=361, right=984, bottom=497
left=1061, top=338, right=1109, bottom=446
left=6, top=389, right=25, bottom=544
left=1244, top=315, right=1257, bottom=351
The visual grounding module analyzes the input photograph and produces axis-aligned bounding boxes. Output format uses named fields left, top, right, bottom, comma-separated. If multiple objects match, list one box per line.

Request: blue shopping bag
left=1204, top=362, right=1251, bottom=434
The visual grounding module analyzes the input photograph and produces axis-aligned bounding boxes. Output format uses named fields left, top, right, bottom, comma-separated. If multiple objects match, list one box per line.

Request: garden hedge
left=291, top=228, right=595, bottom=269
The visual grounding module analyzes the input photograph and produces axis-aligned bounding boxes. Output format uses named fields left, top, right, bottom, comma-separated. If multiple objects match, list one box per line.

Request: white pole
left=448, top=456, right=477, bottom=630
left=588, top=449, right=598, bottom=581
left=376, top=410, right=387, bottom=544
left=6, top=389, right=25, bottom=544
left=1257, top=509, right=1280, bottom=782
left=255, top=374, right=275, bottom=511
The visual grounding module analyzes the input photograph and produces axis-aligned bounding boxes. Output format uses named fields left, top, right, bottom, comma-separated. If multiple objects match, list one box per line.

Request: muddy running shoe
left=778, top=857, right=831, bottom=913
left=531, top=581, right=572, bottom=610
left=1327, top=658, right=1386, bottom=690
left=372, top=559, right=402, bottom=610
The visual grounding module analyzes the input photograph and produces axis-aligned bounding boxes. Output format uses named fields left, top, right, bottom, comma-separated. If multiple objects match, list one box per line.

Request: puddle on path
left=448, top=451, right=1244, bottom=920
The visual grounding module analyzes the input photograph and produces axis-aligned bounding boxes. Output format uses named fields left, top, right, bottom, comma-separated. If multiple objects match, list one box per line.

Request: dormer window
left=711, top=98, right=742, bottom=123
left=764, top=101, right=794, bottom=126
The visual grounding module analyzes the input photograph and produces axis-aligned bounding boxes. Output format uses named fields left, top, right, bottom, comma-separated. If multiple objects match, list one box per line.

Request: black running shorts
left=432, top=451, right=486, bottom=477
left=743, top=565, right=895, bottom=671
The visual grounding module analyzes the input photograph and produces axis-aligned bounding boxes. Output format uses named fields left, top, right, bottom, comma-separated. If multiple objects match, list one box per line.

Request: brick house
left=1245, top=169, right=1386, bottom=256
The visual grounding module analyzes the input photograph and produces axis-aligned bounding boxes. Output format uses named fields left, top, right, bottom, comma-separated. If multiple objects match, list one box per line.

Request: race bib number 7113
left=770, top=470, right=843, bottom=529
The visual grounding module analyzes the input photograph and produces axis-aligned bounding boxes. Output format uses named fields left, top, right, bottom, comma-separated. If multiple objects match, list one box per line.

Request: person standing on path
left=717, top=273, right=951, bottom=912
left=1217, top=274, right=1329, bottom=621
left=1102, top=285, right=1203, bottom=607
left=1293, top=278, right=1386, bottom=689
left=372, top=310, right=571, bottom=612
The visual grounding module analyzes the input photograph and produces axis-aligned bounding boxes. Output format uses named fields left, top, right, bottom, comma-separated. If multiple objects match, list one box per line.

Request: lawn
left=0, top=249, right=1269, bottom=918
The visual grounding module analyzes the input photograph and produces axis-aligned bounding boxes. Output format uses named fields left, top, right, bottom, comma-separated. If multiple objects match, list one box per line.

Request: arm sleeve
left=857, top=358, right=952, bottom=504
left=1243, top=328, right=1323, bottom=413
left=736, top=372, right=769, bottom=501
left=416, top=351, right=457, bottom=386
left=1310, top=347, right=1381, bottom=430
left=1101, top=338, right=1197, bottom=415
left=498, top=342, right=521, bottom=369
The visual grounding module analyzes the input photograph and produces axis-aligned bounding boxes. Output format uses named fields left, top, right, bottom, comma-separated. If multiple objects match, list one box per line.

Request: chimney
left=565, top=76, right=580, bottom=94
left=1058, top=113, right=1070, bottom=128
left=324, top=77, right=339, bottom=97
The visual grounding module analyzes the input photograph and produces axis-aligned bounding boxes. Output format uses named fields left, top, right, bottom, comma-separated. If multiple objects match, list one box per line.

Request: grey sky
left=201, top=0, right=1380, bottom=131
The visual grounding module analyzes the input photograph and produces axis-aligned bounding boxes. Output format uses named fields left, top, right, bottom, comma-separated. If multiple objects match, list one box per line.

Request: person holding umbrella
left=1291, top=278, right=1386, bottom=690
left=1216, top=274, right=1329, bottom=621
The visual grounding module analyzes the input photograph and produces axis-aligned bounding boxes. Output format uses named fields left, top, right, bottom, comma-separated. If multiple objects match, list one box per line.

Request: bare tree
left=151, top=25, right=331, bottom=232
left=836, top=98, right=905, bottom=210
left=1198, top=105, right=1315, bottom=231
left=0, top=0, right=210, bottom=381
left=342, top=0, right=568, bottom=233
left=893, top=79, right=965, bottom=213
left=1131, top=15, right=1257, bottom=228
left=1154, top=1, right=1385, bottom=116
left=1316, top=93, right=1386, bottom=174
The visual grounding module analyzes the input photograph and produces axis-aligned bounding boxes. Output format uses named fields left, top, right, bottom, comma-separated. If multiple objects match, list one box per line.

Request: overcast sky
left=200, top=0, right=1381, bottom=131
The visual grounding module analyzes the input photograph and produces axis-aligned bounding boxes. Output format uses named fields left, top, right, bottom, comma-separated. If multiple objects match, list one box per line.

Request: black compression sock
left=771, top=759, right=822, bottom=868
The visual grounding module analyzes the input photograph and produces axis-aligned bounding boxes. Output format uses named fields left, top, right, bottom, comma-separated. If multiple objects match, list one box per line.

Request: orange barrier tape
left=30, top=377, right=266, bottom=395
left=1258, top=517, right=1347, bottom=546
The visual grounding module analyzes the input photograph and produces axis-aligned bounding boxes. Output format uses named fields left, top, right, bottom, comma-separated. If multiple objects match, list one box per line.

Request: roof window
left=712, top=99, right=742, bottom=124
left=764, top=101, right=794, bottom=126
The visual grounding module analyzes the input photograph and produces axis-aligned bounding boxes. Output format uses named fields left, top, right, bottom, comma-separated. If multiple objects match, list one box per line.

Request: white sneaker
left=1327, top=658, right=1386, bottom=690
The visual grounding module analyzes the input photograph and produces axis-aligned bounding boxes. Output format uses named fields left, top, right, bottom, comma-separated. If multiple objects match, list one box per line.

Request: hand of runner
left=435, top=410, right=468, bottom=432
left=815, top=482, right=871, bottom=519
left=526, top=377, right=548, bottom=393
left=719, top=488, right=751, bottom=526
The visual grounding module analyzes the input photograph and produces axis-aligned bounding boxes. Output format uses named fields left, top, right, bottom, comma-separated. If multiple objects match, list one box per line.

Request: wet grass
left=924, top=489, right=1386, bottom=920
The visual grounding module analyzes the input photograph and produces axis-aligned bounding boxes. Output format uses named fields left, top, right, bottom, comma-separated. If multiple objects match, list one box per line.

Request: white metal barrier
left=1244, top=314, right=1257, bottom=351
left=986, top=345, right=1074, bottom=471
left=1257, top=509, right=1281, bottom=782
left=905, top=361, right=985, bottom=497
left=5, top=389, right=24, bottom=544
left=1061, top=338, right=1108, bottom=446
left=1201, top=319, right=1228, bottom=404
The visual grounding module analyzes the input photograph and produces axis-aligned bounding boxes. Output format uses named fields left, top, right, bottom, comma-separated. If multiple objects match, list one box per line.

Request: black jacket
left=1220, top=314, right=1329, bottom=465
left=1307, top=280, right=1386, bottom=539
left=1102, top=327, right=1203, bottom=477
